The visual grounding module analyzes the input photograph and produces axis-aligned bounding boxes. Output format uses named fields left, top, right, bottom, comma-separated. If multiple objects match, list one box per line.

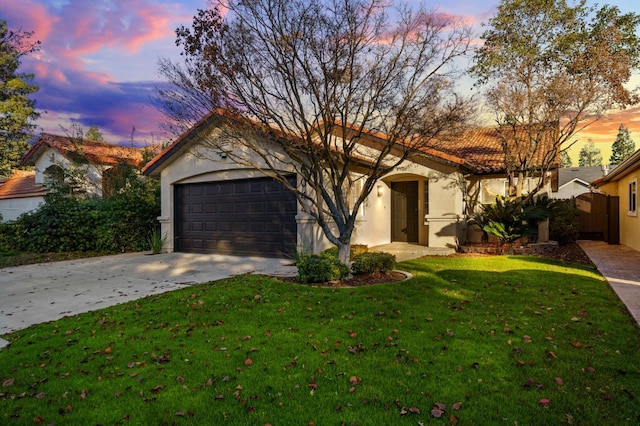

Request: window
left=629, top=178, right=637, bottom=216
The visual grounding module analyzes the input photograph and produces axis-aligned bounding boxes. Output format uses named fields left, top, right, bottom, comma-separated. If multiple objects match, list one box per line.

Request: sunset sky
left=2, top=0, right=640, bottom=164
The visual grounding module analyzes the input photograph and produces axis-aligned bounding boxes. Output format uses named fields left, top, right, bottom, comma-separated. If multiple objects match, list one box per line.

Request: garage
left=174, top=175, right=297, bottom=258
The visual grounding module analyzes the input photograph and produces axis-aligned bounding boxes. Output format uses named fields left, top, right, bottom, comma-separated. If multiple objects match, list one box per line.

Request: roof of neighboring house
left=557, top=166, right=613, bottom=188
left=593, top=148, right=640, bottom=186
left=21, top=133, right=144, bottom=168
left=0, top=170, right=46, bottom=200
left=142, top=111, right=558, bottom=176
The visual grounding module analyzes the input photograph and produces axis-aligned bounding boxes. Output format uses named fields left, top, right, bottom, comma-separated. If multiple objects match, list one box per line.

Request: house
left=0, top=170, right=46, bottom=222
left=593, top=149, right=640, bottom=251
left=142, top=113, right=557, bottom=258
left=551, top=166, right=613, bottom=199
left=0, top=134, right=144, bottom=222
left=21, top=133, right=144, bottom=198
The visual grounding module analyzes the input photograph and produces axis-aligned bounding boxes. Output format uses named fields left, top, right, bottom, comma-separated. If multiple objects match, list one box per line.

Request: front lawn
left=1, top=256, right=639, bottom=424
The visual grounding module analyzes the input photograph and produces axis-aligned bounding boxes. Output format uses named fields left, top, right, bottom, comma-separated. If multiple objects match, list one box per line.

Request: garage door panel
left=175, top=175, right=297, bottom=257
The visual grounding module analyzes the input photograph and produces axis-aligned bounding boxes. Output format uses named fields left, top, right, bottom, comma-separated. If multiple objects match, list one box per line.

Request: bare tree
left=156, top=0, right=472, bottom=263
left=471, top=0, right=640, bottom=199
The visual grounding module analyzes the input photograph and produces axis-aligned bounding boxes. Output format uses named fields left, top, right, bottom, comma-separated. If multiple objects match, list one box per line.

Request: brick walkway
left=578, top=240, right=640, bottom=328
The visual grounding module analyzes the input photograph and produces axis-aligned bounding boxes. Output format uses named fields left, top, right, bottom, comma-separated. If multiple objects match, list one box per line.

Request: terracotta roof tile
left=0, top=170, right=46, bottom=200
left=425, top=126, right=558, bottom=174
left=22, top=133, right=144, bottom=168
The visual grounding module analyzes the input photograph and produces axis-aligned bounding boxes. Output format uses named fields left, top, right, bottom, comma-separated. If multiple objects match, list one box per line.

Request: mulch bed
left=280, top=242, right=594, bottom=287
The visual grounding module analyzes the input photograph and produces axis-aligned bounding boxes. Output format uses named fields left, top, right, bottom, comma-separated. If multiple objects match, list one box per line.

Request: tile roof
left=424, top=126, right=559, bottom=174
left=143, top=110, right=558, bottom=176
left=0, top=170, right=46, bottom=200
left=21, top=133, right=144, bottom=168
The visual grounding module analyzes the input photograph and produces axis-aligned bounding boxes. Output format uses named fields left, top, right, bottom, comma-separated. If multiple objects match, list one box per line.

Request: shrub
left=549, top=198, right=580, bottom=245
left=322, top=244, right=369, bottom=259
left=296, top=251, right=350, bottom=283
left=351, top=251, right=396, bottom=274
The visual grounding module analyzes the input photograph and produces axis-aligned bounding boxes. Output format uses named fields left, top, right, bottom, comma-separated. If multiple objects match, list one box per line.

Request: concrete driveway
left=0, top=252, right=296, bottom=345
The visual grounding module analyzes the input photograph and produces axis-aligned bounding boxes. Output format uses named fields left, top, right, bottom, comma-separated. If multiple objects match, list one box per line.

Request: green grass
left=0, top=251, right=109, bottom=269
left=1, top=255, right=639, bottom=425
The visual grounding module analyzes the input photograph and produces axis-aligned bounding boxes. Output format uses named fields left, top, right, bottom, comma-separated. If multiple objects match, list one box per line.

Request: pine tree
left=578, top=140, right=603, bottom=167
left=0, top=19, right=40, bottom=176
left=609, top=123, right=635, bottom=165
left=560, top=150, right=573, bottom=168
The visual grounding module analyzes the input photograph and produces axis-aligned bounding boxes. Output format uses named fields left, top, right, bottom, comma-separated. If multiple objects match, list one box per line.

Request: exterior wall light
left=377, top=184, right=383, bottom=197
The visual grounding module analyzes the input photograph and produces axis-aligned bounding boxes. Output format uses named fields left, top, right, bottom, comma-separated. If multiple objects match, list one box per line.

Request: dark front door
left=391, top=181, right=418, bottom=243
left=174, top=175, right=297, bottom=258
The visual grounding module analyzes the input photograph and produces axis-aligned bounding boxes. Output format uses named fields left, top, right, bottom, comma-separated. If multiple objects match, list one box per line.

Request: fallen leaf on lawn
left=400, top=407, right=408, bottom=415
left=244, top=358, right=253, bottom=366
left=408, top=406, right=420, bottom=414
left=450, top=414, right=459, bottom=424
left=548, top=351, right=558, bottom=359
left=130, top=372, right=138, bottom=377
left=175, top=411, right=185, bottom=417
left=571, top=317, right=580, bottom=322
left=349, top=376, right=361, bottom=385
left=555, top=377, right=564, bottom=385
left=431, top=407, right=444, bottom=418
left=215, top=394, right=225, bottom=399
left=104, top=347, right=113, bottom=354
left=2, top=378, right=14, bottom=387
left=150, top=385, right=164, bottom=394
left=35, top=392, right=46, bottom=399
left=176, top=376, right=185, bottom=383
left=523, top=335, right=532, bottom=344
left=452, top=402, right=462, bottom=410
left=80, top=390, right=86, bottom=400
left=349, top=386, right=356, bottom=393
left=33, top=416, right=45, bottom=423
left=434, top=402, right=446, bottom=411
left=539, top=398, right=551, bottom=406
left=571, top=342, right=583, bottom=348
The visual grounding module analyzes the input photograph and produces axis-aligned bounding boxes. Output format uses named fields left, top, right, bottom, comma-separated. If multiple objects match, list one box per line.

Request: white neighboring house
left=0, top=133, right=143, bottom=222
left=0, top=170, right=46, bottom=222
left=551, top=166, right=614, bottom=199
left=142, top=112, right=557, bottom=258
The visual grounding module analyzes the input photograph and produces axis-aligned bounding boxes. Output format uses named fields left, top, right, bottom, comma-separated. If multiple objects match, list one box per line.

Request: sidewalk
left=578, top=240, right=640, bottom=328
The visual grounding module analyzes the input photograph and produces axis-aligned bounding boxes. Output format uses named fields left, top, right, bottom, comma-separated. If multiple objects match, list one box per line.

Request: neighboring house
left=142, top=112, right=557, bottom=258
left=21, top=133, right=144, bottom=198
left=551, top=166, right=614, bottom=199
left=593, top=149, right=640, bottom=251
left=0, top=170, right=46, bottom=222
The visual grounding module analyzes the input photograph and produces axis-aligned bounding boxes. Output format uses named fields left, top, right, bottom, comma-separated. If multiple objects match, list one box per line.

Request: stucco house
left=551, top=166, right=614, bottom=199
left=593, top=149, right=640, bottom=251
left=0, top=134, right=144, bottom=222
left=143, top=112, right=557, bottom=258
left=21, top=133, right=144, bottom=199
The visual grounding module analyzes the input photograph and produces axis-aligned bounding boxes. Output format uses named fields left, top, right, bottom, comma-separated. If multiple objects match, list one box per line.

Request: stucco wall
left=0, top=196, right=44, bottom=222
left=35, top=149, right=104, bottom=197
left=615, top=171, right=640, bottom=252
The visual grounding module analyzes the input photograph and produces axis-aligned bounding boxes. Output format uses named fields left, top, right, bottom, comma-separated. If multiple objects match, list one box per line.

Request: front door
left=391, top=181, right=418, bottom=243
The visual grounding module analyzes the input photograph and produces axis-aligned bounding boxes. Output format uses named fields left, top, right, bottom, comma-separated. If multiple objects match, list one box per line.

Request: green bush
left=2, top=174, right=160, bottom=254
left=322, top=244, right=368, bottom=259
left=296, top=251, right=350, bottom=283
left=549, top=198, right=580, bottom=245
left=351, top=251, right=396, bottom=274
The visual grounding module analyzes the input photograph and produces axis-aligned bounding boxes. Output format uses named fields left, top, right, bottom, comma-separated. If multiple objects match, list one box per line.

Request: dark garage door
left=175, top=175, right=297, bottom=258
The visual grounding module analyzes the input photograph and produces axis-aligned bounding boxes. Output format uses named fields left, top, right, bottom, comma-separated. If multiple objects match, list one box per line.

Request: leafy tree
left=157, top=0, right=472, bottom=264
left=609, top=123, right=635, bottom=165
left=0, top=19, right=40, bottom=177
left=578, top=140, right=603, bottom=167
left=560, top=150, right=573, bottom=168
left=471, top=0, right=640, bottom=198
left=86, top=125, right=104, bottom=142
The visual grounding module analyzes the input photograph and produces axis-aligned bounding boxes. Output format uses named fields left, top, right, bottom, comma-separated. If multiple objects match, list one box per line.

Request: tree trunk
left=337, top=241, right=351, bottom=266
